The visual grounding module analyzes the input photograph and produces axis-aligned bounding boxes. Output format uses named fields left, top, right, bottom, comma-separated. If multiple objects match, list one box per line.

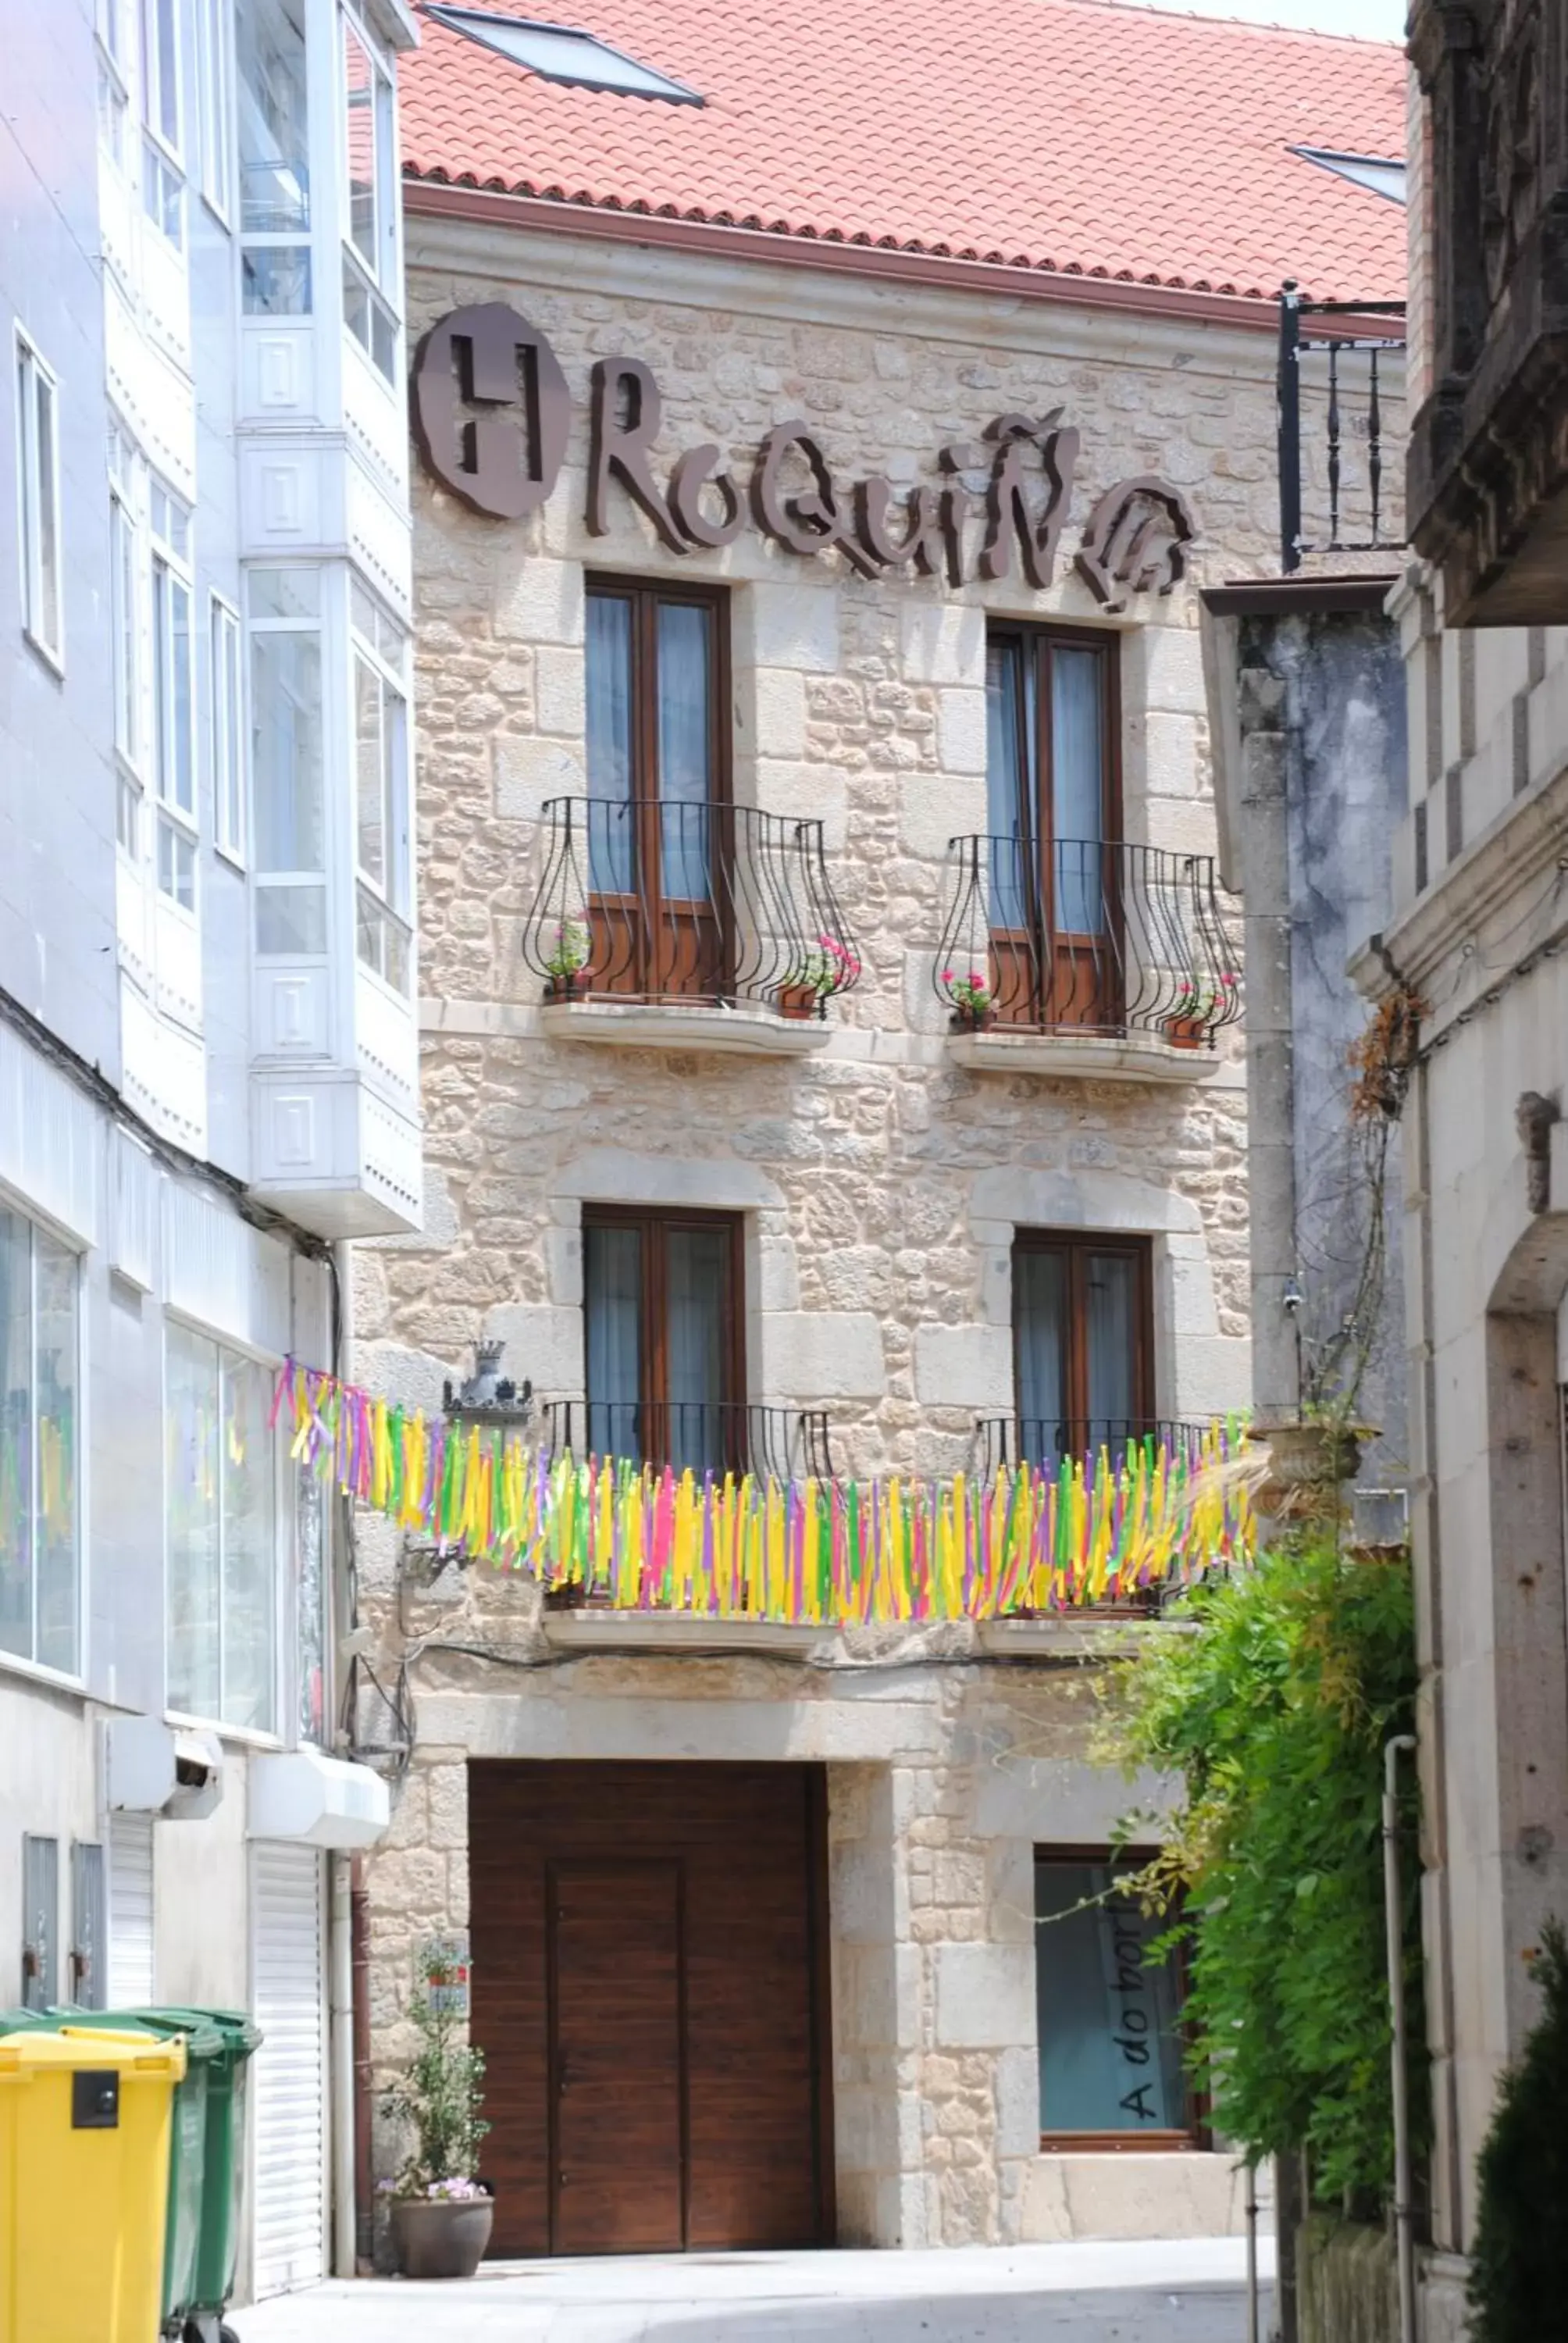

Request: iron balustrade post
left=1278, top=283, right=1303, bottom=573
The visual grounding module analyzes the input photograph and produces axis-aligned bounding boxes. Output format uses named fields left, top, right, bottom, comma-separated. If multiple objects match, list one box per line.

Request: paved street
left=237, top=2239, right=1274, bottom=2341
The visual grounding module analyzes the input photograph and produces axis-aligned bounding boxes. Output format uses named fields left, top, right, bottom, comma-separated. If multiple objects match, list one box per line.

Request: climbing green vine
left=1096, top=1533, right=1423, bottom=2203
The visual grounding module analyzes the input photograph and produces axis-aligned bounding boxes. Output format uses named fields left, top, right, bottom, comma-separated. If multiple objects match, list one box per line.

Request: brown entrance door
left=469, top=1760, right=833, bottom=2258
left=551, top=1863, right=682, bottom=2253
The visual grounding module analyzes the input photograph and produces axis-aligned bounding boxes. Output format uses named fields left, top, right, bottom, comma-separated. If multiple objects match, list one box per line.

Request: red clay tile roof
left=401, top=0, right=1408, bottom=307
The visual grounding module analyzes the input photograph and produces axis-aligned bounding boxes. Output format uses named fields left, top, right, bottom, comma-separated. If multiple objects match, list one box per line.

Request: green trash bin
left=180, top=2008, right=262, bottom=2325
left=30, top=2005, right=222, bottom=2336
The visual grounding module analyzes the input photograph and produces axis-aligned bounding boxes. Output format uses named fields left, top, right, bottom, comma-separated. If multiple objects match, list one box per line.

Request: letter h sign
left=412, top=301, right=571, bottom=519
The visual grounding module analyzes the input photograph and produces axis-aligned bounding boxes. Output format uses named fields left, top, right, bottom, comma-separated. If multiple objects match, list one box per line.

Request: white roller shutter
left=106, top=1814, right=155, bottom=2006
left=251, top=1843, right=327, bottom=2298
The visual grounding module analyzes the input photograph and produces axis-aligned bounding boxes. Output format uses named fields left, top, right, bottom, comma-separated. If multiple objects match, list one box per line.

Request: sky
left=1130, top=0, right=1406, bottom=41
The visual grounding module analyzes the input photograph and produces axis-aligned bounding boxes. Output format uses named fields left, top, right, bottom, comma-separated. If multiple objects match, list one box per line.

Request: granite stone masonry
left=355, top=216, right=1277, bottom=2257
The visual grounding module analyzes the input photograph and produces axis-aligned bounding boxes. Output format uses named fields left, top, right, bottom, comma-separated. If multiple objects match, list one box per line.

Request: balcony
left=543, top=1398, right=836, bottom=1482
left=974, top=1414, right=1216, bottom=1477
left=1277, top=287, right=1406, bottom=574
left=934, top=837, right=1239, bottom=1079
left=522, top=799, right=862, bottom=1055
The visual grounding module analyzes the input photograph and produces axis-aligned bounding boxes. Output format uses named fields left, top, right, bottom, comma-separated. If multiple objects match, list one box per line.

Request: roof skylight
left=1291, top=147, right=1406, bottom=205
left=421, top=5, right=704, bottom=103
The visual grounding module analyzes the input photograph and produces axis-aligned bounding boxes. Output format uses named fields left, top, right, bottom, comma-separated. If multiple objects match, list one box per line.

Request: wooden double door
left=469, top=1761, right=834, bottom=2256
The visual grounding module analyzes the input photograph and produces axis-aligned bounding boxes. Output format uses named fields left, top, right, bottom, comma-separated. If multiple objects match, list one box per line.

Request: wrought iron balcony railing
left=522, top=797, right=862, bottom=1017
left=1278, top=284, right=1406, bottom=572
left=543, top=1398, right=836, bottom=1483
left=934, top=836, right=1239, bottom=1043
left=975, top=1414, right=1217, bottom=1477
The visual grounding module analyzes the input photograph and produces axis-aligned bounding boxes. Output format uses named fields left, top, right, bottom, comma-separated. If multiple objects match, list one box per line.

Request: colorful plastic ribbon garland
left=273, top=1360, right=1253, bottom=1621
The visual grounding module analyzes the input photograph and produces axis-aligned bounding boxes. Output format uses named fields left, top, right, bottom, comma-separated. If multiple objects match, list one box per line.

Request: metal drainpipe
left=330, top=1238, right=358, bottom=2280
left=1384, top=1732, right=1419, bottom=2343
left=1243, top=2161, right=1260, bottom=2343
left=351, top=1857, right=374, bottom=2269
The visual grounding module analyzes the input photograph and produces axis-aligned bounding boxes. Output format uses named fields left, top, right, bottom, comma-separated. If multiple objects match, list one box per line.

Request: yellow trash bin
left=0, top=2026, right=187, bottom=2343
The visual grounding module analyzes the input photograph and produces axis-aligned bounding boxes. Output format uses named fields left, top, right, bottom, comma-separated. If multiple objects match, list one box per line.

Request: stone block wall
left=362, top=223, right=1268, bottom=1470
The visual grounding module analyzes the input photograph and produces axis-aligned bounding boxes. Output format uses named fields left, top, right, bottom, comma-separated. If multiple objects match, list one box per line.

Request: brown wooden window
left=583, top=576, right=730, bottom=1002
left=985, top=622, right=1121, bottom=1030
left=583, top=1205, right=744, bottom=1475
left=1013, top=1232, right=1153, bottom=1468
left=1035, top=1847, right=1199, bottom=2150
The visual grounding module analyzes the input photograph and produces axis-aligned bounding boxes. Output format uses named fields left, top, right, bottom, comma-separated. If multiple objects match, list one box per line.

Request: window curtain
left=985, top=638, right=1032, bottom=932
left=0, top=1211, right=32, bottom=1660
left=1035, top=1860, right=1188, bottom=2133
left=222, top=1356, right=275, bottom=1735
left=584, top=1222, right=642, bottom=1460
left=166, top=1326, right=221, bottom=1721
left=1084, top=1252, right=1139, bottom=1446
left=665, top=1226, right=727, bottom=1475
left=656, top=601, right=712, bottom=904
left=33, top=1232, right=77, bottom=1676
left=1051, top=647, right=1105, bottom=935
left=1014, top=1248, right=1067, bottom=1467
left=586, top=593, right=634, bottom=897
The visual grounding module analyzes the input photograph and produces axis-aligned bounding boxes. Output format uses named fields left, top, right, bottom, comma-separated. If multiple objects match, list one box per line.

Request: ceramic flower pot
left=1164, top=1014, right=1209, bottom=1050
left=390, top=2193, right=494, bottom=2280
left=1249, top=1418, right=1374, bottom=1499
left=950, top=1004, right=996, bottom=1034
left=775, top=982, right=823, bottom=1021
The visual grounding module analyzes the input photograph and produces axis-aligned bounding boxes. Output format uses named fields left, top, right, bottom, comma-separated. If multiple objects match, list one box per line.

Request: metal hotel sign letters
left=412, top=301, right=1196, bottom=612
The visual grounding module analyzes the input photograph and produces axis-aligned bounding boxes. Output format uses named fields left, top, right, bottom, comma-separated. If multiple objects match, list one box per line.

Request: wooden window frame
left=584, top=573, right=732, bottom=1001
left=1034, top=1842, right=1208, bottom=2153
left=986, top=622, right=1121, bottom=1030
left=1011, top=1230, right=1154, bottom=1440
left=582, top=1204, right=747, bottom=1467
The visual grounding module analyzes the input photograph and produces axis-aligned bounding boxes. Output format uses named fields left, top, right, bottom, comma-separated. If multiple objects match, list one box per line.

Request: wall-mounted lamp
left=1281, top=1274, right=1304, bottom=1318
left=443, top=1338, right=534, bottom=1428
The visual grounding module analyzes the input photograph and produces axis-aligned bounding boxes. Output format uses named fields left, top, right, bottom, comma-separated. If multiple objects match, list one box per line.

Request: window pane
left=0, top=1212, right=34, bottom=1660
left=665, top=1225, right=727, bottom=1477
left=167, top=1325, right=221, bottom=1721
left=256, top=881, right=326, bottom=954
left=1035, top=1860, right=1188, bottom=2134
left=112, top=499, right=137, bottom=760
left=237, top=0, right=309, bottom=233
left=296, top=1466, right=326, bottom=1746
left=170, top=575, right=192, bottom=811
left=584, top=1221, right=641, bottom=1461
left=354, top=653, right=384, bottom=887
left=158, top=818, right=196, bottom=910
left=385, top=690, right=409, bottom=914
left=34, top=372, right=59, bottom=653
left=221, top=1355, right=274, bottom=1733
left=242, top=244, right=312, bottom=315
left=1015, top=1248, right=1067, bottom=1464
left=1052, top=647, right=1105, bottom=933
left=248, top=565, right=319, bottom=620
left=656, top=601, right=712, bottom=903
left=344, top=25, right=378, bottom=268
left=153, top=0, right=180, bottom=146
left=586, top=593, right=634, bottom=894
left=985, top=637, right=1032, bottom=931
left=1085, top=1254, right=1140, bottom=1443
left=212, top=602, right=242, bottom=856
left=34, top=1232, right=77, bottom=1675
left=251, top=630, right=323, bottom=869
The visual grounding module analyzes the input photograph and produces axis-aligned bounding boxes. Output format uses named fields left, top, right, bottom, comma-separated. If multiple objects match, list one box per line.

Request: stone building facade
left=351, top=0, right=1405, bottom=2261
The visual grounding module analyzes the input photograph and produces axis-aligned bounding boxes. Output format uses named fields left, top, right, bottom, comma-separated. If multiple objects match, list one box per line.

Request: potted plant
left=382, top=1967, right=493, bottom=2279
left=1164, top=970, right=1237, bottom=1050
left=944, top=965, right=996, bottom=1033
left=778, top=934, right=860, bottom=1019
left=542, top=913, right=592, bottom=1003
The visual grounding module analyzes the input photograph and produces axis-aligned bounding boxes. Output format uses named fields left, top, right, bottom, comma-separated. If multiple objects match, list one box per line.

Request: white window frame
left=15, top=333, right=63, bottom=670
left=95, top=0, right=131, bottom=167
left=140, top=0, right=187, bottom=247
left=210, top=593, right=244, bottom=865
left=0, top=1204, right=84, bottom=1684
left=195, top=0, right=233, bottom=222
left=249, top=565, right=329, bottom=960
left=340, top=8, right=400, bottom=381
left=351, top=582, right=412, bottom=994
left=151, top=483, right=197, bottom=915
